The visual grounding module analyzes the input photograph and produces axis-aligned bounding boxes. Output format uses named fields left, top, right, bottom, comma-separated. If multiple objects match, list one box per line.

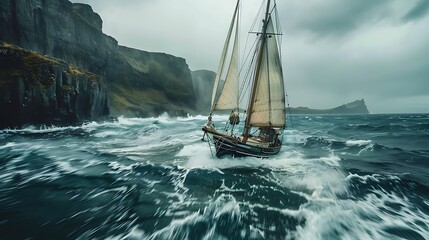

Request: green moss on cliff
left=67, top=65, right=84, bottom=77
left=116, top=46, right=195, bottom=108
left=110, top=83, right=170, bottom=110
left=0, top=44, right=25, bottom=89
left=1, top=43, right=58, bottom=88
left=1, top=43, right=103, bottom=91
left=108, top=82, right=195, bottom=116
left=67, top=65, right=102, bottom=84
left=118, top=51, right=150, bottom=73
left=62, top=85, right=73, bottom=93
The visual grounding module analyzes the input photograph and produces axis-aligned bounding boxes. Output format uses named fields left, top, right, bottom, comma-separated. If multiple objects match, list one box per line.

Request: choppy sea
left=0, top=114, right=428, bottom=240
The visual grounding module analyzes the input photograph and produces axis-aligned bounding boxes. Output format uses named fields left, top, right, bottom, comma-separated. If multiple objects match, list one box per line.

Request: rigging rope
left=285, top=93, right=294, bottom=128
left=238, top=39, right=259, bottom=105
left=205, top=133, right=216, bottom=158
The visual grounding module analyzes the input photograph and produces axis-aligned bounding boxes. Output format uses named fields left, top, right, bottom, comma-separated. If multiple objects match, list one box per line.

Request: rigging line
left=285, top=92, right=294, bottom=128
left=249, top=1, right=265, bottom=33
left=236, top=15, right=259, bottom=108
left=238, top=0, right=247, bottom=71
left=273, top=2, right=283, bottom=60
left=238, top=42, right=259, bottom=104
left=274, top=2, right=282, bottom=35
left=237, top=0, right=266, bottom=107
left=251, top=128, right=260, bottom=135
left=237, top=0, right=241, bottom=108
left=238, top=38, right=259, bottom=97
left=273, top=2, right=288, bottom=129
left=238, top=52, right=257, bottom=107
left=239, top=35, right=259, bottom=76
left=266, top=29, right=272, bottom=125
left=206, top=133, right=216, bottom=157
left=241, top=27, right=252, bottom=72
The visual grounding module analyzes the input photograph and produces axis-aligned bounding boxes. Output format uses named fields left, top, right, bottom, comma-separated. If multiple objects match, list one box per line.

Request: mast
left=243, top=0, right=272, bottom=141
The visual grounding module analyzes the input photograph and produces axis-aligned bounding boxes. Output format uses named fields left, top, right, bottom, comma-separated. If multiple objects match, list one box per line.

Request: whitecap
left=288, top=172, right=429, bottom=240
left=319, top=154, right=341, bottom=167
left=345, top=139, right=373, bottom=146
left=0, top=142, right=16, bottom=149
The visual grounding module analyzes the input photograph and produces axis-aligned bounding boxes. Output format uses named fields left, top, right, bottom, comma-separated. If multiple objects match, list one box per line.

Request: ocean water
left=0, top=114, right=428, bottom=240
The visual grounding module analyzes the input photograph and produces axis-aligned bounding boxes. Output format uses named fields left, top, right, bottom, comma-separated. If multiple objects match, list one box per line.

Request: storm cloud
left=72, top=0, right=429, bottom=113
left=403, top=0, right=429, bottom=22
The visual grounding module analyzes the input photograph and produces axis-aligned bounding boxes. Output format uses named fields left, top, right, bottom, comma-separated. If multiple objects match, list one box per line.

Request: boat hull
left=212, top=135, right=281, bottom=158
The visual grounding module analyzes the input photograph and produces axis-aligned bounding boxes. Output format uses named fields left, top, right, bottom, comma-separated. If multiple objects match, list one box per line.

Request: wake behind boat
left=202, top=0, right=287, bottom=158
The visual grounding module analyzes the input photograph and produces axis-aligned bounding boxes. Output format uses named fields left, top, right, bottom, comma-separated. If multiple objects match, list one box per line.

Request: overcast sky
left=72, top=0, right=429, bottom=113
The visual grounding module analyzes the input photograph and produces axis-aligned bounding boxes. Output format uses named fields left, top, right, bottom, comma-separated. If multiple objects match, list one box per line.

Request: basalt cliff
left=0, top=43, right=109, bottom=128
left=0, top=0, right=196, bottom=128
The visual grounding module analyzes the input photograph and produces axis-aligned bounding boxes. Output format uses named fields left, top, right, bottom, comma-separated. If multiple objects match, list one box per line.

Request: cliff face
left=107, top=46, right=195, bottom=117
left=0, top=0, right=197, bottom=126
left=0, top=43, right=109, bottom=128
left=0, top=0, right=117, bottom=74
left=289, top=99, right=370, bottom=114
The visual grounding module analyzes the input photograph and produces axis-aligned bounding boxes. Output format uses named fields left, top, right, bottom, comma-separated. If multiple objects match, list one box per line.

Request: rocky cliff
left=0, top=0, right=117, bottom=74
left=107, top=46, right=195, bottom=117
left=289, top=99, right=370, bottom=114
left=0, top=0, right=197, bottom=127
left=0, top=43, right=109, bottom=128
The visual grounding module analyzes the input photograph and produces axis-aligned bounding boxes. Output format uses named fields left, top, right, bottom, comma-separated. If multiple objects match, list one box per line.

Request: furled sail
left=210, top=1, right=240, bottom=112
left=248, top=17, right=286, bottom=128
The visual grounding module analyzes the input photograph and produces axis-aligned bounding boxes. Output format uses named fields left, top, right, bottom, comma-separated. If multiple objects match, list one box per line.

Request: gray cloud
left=403, top=0, right=429, bottom=22
left=282, top=0, right=391, bottom=37
left=70, top=0, right=429, bottom=113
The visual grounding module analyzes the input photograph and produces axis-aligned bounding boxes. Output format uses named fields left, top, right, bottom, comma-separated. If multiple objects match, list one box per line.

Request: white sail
left=215, top=14, right=239, bottom=110
left=202, top=0, right=287, bottom=157
left=248, top=17, right=286, bottom=128
left=210, top=1, right=240, bottom=112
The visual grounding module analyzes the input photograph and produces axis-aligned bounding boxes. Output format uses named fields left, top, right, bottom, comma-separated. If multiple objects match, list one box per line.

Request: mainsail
left=247, top=16, right=285, bottom=128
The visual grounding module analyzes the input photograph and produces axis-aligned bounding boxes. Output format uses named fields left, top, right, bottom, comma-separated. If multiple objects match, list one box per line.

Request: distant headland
left=288, top=99, right=370, bottom=114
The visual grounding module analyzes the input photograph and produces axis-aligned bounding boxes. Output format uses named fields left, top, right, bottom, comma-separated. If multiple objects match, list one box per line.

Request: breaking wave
left=0, top=114, right=428, bottom=239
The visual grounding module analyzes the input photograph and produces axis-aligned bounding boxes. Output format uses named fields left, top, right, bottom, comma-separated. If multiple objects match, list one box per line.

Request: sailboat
left=202, top=0, right=287, bottom=158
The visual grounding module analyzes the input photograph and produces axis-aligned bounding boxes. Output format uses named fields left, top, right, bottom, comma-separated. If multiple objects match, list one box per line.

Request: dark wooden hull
left=202, top=126, right=282, bottom=158
left=212, top=135, right=281, bottom=158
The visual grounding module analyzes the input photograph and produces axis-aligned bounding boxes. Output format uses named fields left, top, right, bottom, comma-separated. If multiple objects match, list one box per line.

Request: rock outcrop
left=289, top=99, right=370, bottom=114
left=0, top=43, right=109, bottom=128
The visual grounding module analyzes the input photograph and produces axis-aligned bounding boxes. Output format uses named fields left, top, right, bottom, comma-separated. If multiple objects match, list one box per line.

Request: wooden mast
left=242, top=0, right=272, bottom=142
